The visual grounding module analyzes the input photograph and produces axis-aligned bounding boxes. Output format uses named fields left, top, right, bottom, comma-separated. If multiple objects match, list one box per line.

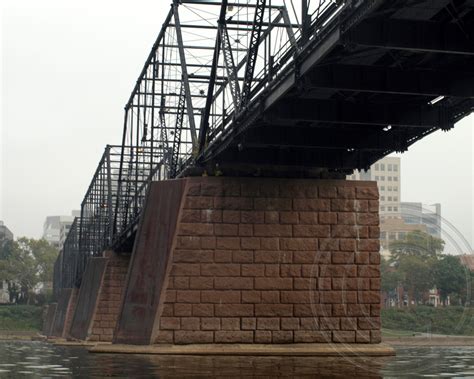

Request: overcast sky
left=1, top=0, right=473, bottom=251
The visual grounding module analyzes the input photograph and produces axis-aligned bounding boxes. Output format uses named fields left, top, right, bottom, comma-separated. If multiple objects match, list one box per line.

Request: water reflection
left=0, top=341, right=473, bottom=378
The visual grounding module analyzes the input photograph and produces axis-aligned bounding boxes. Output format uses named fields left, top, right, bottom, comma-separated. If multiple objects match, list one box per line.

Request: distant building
left=348, top=156, right=401, bottom=222
left=379, top=218, right=428, bottom=257
left=348, top=156, right=443, bottom=256
left=42, top=211, right=80, bottom=249
left=401, top=202, right=442, bottom=238
left=0, top=221, right=14, bottom=303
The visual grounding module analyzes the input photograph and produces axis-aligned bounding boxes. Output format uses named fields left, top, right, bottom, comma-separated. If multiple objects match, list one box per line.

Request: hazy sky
left=1, top=0, right=473, bottom=250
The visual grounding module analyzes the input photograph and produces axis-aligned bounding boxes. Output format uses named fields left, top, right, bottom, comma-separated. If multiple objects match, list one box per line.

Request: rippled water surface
left=0, top=341, right=474, bottom=377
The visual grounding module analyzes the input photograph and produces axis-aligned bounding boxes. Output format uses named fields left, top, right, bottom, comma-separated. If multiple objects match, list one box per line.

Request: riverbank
left=0, top=305, right=42, bottom=332
left=0, top=305, right=43, bottom=341
left=382, top=306, right=474, bottom=336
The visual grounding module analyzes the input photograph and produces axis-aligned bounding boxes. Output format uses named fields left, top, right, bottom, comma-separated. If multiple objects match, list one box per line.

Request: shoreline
left=0, top=331, right=41, bottom=341
left=1, top=332, right=474, bottom=347
left=384, top=336, right=474, bottom=346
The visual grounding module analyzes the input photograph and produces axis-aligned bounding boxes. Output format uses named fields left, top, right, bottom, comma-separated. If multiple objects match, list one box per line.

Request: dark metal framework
left=55, top=0, right=474, bottom=290
left=60, top=217, right=81, bottom=288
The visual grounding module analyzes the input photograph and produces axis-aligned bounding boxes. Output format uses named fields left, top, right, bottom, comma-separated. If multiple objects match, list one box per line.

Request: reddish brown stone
left=174, top=331, right=213, bottom=344
left=294, top=331, right=331, bottom=343
left=214, top=331, right=253, bottom=343
left=293, top=199, right=330, bottom=211
left=332, top=331, right=356, bottom=343
left=215, top=304, right=254, bottom=317
left=201, top=317, right=220, bottom=330
left=201, top=291, right=241, bottom=304
left=214, top=224, right=238, bottom=236
left=280, top=212, right=299, bottom=224
left=299, top=212, right=319, bottom=224
left=241, top=264, right=265, bottom=277
left=222, top=210, right=240, bottom=223
left=261, top=291, right=280, bottom=303
left=221, top=318, right=240, bottom=331
left=115, top=177, right=382, bottom=346
left=255, top=304, right=293, bottom=317
left=257, top=318, right=280, bottom=330
left=214, top=277, right=253, bottom=290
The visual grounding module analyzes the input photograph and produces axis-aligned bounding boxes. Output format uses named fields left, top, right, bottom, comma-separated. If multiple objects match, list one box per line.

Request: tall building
left=348, top=156, right=401, bottom=221
left=348, top=156, right=442, bottom=256
left=42, top=211, right=80, bottom=249
left=400, top=202, right=442, bottom=238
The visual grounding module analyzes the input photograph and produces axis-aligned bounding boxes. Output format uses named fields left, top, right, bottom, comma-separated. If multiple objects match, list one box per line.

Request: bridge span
left=49, top=0, right=473, bottom=348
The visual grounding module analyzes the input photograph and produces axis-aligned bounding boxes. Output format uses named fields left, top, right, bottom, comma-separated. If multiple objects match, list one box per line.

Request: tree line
left=0, top=238, right=57, bottom=304
left=382, top=231, right=471, bottom=306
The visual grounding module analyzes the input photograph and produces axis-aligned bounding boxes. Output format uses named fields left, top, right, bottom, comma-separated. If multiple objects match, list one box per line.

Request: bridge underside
left=198, top=0, right=474, bottom=173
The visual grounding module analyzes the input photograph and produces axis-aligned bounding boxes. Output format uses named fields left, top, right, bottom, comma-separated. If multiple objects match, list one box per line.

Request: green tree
left=19, top=238, right=57, bottom=284
left=0, top=238, right=57, bottom=304
left=389, top=231, right=442, bottom=306
left=381, top=257, right=404, bottom=307
left=398, top=255, right=435, bottom=305
left=381, top=257, right=403, bottom=292
left=433, top=255, right=467, bottom=305
left=390, top=230, right=445, bottom=262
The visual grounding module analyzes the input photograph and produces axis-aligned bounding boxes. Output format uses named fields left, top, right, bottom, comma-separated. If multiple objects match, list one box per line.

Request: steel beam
left=198, top=1, right=227, bottom=155
left=221, top=24, right=241, bottom=108
left=173, top=1, right=198, bottom=146
left=269, top=99, right=454, bottom=128
left=211, top=11, right=284, bottom=104
left=179, top=0, right=282, bottom=9
left=344, top=18, right=474, bottom=55
left=306, top=64, right=474, bottom=98
left=242, top=124, right=413, bottom=151
left=240, top=0, right=267, bottom=110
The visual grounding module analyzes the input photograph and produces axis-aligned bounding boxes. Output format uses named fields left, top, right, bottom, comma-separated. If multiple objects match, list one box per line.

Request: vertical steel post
left=105, top=145, right=113, bottom=244
left=198, top=0, right=228, bottom=155
left=301, top=0, right=310, bottom=44
left=173, top=0, right=198, bottom=147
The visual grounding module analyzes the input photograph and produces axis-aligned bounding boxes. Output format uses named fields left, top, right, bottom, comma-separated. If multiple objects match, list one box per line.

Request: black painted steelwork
left=61, top=218, right=81, bottom=288
left=54, top=0, right=474, bottom=290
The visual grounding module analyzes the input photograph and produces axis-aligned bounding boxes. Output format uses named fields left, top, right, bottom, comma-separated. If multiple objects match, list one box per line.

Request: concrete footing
left=89, top=343, right=395, bottom=356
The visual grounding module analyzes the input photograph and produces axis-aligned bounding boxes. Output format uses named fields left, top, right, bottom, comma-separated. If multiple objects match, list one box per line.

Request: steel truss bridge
left=54, top=0, right=474, bottom=290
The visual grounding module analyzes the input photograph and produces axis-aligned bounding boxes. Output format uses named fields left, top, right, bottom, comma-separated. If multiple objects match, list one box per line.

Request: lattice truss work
left=60, top=217, right=81, bottom=288
left=55, top=0, right=474, bottom=289
left=57, top=1, right=340, bottom=287
left=117, top=0, right=337, bottom=181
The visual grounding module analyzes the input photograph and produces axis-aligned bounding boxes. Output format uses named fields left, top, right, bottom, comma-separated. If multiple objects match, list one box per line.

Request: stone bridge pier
left=114, top=176, right=382, bottom=346
left=44, top=176, right=383, bottom=350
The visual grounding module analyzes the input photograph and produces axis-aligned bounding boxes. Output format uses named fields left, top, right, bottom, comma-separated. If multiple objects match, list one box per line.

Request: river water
left=0, top=341, right=474, bottom=377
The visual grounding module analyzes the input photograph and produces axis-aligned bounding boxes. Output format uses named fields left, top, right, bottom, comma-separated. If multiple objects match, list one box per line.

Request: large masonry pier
left=114, top=176, right=381, bottom=346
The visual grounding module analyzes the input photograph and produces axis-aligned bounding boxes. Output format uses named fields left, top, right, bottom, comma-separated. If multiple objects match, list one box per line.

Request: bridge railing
left=112, top=156, right=166, bottom=247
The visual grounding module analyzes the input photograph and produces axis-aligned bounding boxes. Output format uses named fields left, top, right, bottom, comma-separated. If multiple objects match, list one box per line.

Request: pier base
left=68, top=252, right=129, bottom=341
left=43, top=303, right=57, bottom=337
left=115, top=177, right=381, bottom=346
left=50, top=288, right=76, bottom=338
